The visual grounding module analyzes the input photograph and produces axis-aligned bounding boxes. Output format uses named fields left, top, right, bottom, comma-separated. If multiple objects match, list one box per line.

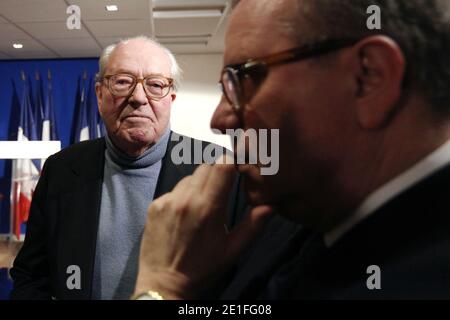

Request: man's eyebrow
left=107, top=68, right=135, bottom=74
left=145, top=72, right=166, bottom=77
left=224, top=54, right=252, bottom=68
left=107, top=69, right=167, bottom=77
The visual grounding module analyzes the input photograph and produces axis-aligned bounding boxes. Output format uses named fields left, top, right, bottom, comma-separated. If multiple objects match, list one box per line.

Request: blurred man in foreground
left=134, top=0, right=450, bottom=299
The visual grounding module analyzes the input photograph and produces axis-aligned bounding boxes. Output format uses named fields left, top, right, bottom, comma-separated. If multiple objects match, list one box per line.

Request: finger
left=185, top=154, right=234, bottom=197
left=170, top=175, right=192, bottom=196
left=189, top=164, right=213, bottom=191
left=214, top=153, right=234, bottom=165
left=226, top=205, right=275, bottom=262
left=201, top=154, right=236, bottom=222
left=202, top=163, right=237, bottom=230
left=202, top=163, right=237, bottom=209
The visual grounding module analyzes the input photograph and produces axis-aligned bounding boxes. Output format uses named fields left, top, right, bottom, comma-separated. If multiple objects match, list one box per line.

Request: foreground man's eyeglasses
left=219, top=38, right=360, bottom=111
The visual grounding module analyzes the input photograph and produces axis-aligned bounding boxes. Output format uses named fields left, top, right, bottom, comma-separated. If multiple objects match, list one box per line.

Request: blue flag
left=34, top=73, right=45, bottom=140
left=19, top=76, right=39, bottom=150
left=42, top=70, right=59, bottom=141
left=39, top=70, right=59, bottom=169
left=88, top=77, right=99, bottom=140
left=72, top=74, right=90, bottom=143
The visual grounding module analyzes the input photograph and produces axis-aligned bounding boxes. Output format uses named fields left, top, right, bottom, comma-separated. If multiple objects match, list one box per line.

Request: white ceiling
left=0, top=0, right=231, bottom=59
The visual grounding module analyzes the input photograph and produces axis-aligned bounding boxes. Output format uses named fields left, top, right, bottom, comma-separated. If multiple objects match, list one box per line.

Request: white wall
left=170, top=53, right=231, bottom=149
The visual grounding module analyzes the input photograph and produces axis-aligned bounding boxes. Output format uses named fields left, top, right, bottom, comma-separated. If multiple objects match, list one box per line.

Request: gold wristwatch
left=132, top=290, right=164, bottom=300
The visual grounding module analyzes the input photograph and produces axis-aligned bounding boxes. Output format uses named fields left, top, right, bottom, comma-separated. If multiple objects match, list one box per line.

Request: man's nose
left=128, top=82, right=148, bottom=107
left=210, top=96, right=242, bottom=133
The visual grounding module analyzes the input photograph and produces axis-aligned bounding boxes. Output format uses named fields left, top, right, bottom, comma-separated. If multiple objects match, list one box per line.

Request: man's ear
left=95, top=82, right=104, bottom=115
left=170, top=91, right=176, bottom=102
left=353, top=36, right=406, bottom=129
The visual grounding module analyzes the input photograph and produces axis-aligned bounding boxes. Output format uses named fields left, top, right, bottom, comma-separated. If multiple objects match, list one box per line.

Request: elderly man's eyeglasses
left=219, top=38, right=360, bottom=111
left=102, top=74, right=173, bottom=100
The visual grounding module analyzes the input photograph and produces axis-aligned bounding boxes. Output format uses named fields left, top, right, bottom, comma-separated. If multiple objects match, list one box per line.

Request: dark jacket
left=221, top=163, right=450, bottom=299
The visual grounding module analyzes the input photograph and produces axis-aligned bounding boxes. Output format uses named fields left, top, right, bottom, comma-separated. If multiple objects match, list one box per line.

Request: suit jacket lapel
left=56, top=139, right=105, bottom=299
left=154, top=131, right=198, bottom=198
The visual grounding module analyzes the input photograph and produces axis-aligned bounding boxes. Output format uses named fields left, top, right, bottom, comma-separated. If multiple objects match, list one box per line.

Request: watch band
left=132, top=290, right=164, bottom=300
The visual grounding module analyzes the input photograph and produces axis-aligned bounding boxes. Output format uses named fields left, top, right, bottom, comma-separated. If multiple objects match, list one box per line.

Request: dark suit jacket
left=221, top=163, right=450, bottom=299
left=10, top=132, right=245, bottom=300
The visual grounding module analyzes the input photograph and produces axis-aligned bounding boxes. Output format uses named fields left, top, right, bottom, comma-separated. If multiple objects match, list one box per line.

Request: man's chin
left=109, top=129, right=158, bottom=157
left=125, top=128, right=157, bottom=145
left=243, top=181, right=305, bottom=223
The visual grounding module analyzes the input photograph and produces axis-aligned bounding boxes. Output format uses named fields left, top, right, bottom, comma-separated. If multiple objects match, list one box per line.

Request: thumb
left=226, top=205, right=275, bottom=262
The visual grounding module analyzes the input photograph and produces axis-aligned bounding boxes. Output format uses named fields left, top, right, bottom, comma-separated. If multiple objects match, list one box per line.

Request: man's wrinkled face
left=211, top=0, right=358, bottom=225
left=96, top=39, right=175, bottom=156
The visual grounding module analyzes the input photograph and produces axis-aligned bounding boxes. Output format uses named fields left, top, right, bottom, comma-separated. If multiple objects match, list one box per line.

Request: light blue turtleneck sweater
left=91, top=129, right=170, bottom=300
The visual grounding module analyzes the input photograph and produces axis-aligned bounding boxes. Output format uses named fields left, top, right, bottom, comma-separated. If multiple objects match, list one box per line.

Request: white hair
left=95, top=35, right=182, bottom=91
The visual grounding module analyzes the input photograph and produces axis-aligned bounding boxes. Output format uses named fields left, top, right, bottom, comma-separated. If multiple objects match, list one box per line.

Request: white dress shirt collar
left=324, top=138, right=450, bottom=247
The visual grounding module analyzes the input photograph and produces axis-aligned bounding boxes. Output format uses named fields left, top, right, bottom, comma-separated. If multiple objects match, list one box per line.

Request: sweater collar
left=105, top=128, right=170, bottom=169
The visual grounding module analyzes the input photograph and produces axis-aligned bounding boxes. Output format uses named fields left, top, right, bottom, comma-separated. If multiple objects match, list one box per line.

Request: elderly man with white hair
left=10, top=36, right=244, bottom=300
